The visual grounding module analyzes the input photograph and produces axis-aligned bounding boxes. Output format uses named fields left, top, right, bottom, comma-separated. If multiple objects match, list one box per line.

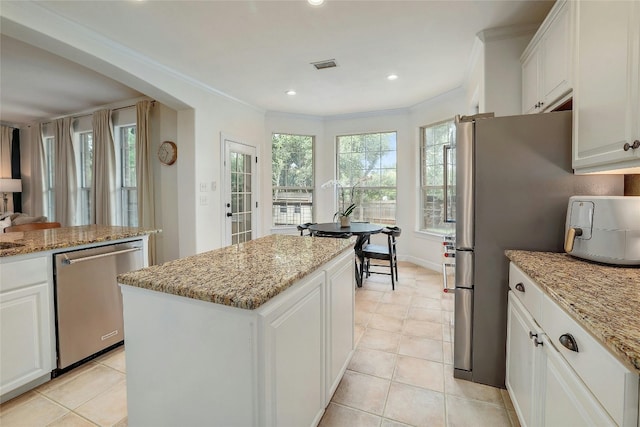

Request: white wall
left=480, top=26, right=535, bottom=117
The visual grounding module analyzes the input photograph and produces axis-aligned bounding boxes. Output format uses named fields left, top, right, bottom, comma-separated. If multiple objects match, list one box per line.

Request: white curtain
left=136, top=100, right=156, bottom=265
left=30, top=124, right=46, bottom=217
left=0, top=126, right=13, bottom=212
left=91, top=109, right=116, bottom=225
left=54, top=117, right=77, bottom=226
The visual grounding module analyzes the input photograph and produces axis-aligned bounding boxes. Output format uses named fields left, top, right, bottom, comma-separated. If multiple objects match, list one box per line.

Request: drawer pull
left=559, top=333, right=579, bottom=352
left=515, top=282, right=525, bottom=292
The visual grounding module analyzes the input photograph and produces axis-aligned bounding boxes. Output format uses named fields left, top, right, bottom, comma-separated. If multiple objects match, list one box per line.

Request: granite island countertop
left=117, top=234, right=355, bottom=310
left=0, top=225, right=160, bottom=257
left=505, top=250, right=640, bottom=374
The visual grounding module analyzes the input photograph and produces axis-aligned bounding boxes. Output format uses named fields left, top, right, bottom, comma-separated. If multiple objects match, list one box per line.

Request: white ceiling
left=0, top=0, right=554, bottom=125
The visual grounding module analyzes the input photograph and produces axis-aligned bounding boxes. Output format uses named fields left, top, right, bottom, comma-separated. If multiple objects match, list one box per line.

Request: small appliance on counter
left=565, top=196, right=640, bottom=265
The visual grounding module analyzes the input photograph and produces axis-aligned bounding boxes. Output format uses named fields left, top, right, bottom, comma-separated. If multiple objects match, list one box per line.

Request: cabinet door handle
left=559, top=333, right=579, bottom=352
left=515, top=282, right=525, bottom=293
left=633, top=140, right=640, bottom=150
left=623, top=140, right=640, bottom=151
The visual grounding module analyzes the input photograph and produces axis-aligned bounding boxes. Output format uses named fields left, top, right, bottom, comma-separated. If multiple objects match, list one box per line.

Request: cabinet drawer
left=541, top=294, right=639, bottom=426
left=509, top=263, right=543, bottom=322
left=0, top=256, right=48, bottom=293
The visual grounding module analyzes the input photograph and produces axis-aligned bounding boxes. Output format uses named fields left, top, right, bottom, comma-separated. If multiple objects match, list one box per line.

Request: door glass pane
left=229, top=149, right=254, bottom=244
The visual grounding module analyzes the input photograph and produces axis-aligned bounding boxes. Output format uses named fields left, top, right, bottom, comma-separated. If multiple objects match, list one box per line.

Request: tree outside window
left=336, top=132, right=397, bottom=225
left=271, top=133, right=314, bottom=227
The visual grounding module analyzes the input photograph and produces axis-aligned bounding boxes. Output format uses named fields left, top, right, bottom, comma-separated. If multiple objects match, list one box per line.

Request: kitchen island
left=118, top=234, right=355, bottom=427
left=0, top=225, right=157, bottom=403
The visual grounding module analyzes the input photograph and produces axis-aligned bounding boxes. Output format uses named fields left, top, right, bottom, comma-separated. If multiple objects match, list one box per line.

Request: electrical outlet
left=200, top=195, right=208, bottom=206
left=199, top=182, right=207, bottom=192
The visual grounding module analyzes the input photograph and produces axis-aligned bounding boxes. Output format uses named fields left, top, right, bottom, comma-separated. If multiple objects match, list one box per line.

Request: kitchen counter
left=0, top=225, right=159, bottom=257
left=118, top=234, right=354, bottom=310
left=505, top=250, right=640, bottom=374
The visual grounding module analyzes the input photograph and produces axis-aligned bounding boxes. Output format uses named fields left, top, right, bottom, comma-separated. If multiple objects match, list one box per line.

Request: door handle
left=226, top=212, right=232, bottom=217
left=61, top=247, right=141, bottom=265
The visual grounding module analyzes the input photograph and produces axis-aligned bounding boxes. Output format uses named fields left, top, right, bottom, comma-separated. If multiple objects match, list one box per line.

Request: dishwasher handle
left=61, top=247, right=141, bottom=265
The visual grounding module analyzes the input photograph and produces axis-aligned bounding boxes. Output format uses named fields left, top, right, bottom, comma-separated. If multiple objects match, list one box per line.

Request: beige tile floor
left=0, top=261, right=520, bottom=427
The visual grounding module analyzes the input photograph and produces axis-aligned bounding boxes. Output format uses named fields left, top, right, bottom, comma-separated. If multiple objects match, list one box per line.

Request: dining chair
left=4, top=222, right=61, bottom=233
left=296, top=222, right=316, bottom=236
left=362, top=226, right=401, bottom=290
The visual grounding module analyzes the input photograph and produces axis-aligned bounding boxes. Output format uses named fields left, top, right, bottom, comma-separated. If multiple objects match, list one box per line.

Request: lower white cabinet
left=0, top=255, right=55, bottom=402
left=507, top=263, right=638, bottom=427
left=122, top=250, right=355, bottom=427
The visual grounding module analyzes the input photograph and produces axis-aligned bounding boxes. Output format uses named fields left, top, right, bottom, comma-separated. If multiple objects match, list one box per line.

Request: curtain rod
left=41, top=100, right=156, bottom=126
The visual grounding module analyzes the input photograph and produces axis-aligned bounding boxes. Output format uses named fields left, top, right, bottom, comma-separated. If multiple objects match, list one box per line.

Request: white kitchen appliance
left=565, top=196, right=640, bottom=265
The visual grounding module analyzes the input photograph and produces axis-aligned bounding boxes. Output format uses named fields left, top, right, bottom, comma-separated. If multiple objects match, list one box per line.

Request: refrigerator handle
left=443, top=144, right=455, bottom=223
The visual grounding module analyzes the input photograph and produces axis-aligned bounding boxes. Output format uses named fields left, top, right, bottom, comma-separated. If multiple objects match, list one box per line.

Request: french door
left=223, top=137, right=258, bottom=246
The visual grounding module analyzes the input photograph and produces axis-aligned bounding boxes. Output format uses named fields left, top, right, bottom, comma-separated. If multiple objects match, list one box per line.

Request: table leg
left=354, top=234, right=369, bottom=288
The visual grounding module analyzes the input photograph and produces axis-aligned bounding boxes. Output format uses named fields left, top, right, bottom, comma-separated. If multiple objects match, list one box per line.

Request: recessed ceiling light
left=308, top=0, right=325, bottom=5
left=286, top=90, right=297, bottom=96
left=387, top=74, right=399, bottom=81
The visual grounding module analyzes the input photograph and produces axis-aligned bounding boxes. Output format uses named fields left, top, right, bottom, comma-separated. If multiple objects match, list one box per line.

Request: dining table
left=308, top=222, right=384, bottom=287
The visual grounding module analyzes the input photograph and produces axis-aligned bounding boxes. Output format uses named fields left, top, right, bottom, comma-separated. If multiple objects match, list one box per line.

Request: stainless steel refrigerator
left=452, top=111, right=622, bottom=388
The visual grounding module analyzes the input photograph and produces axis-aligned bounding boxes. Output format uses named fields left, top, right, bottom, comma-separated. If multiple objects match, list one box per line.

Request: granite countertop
left=0, top=225, right=160, bottom=257
left=505, top=250, right=640, bottom=374
left=118, top=234, right=355, bottom=310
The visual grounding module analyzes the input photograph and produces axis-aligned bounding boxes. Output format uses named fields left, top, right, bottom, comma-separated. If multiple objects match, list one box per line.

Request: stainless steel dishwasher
left=53, top=240, right=144, bottom=370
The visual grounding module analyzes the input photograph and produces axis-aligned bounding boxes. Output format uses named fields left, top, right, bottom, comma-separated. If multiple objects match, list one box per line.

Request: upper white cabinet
left=521, top=0, right=573, bottom=114
left=573, top=0, right=640, bottom=173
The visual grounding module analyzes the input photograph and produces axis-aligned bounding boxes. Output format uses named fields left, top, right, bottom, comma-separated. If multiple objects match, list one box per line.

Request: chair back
left=296, top=222, right=315, bottom=236
left=383, top=226, right=401, bottom=251
left=4, top=222, right=61, bottom=233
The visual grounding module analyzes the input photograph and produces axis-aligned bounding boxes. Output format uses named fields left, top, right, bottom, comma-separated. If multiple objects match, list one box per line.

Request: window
left=271, top=133, right=314, bottom=227
left=119, top=125, right=137, bottom=226
left=336, top=132, right=396, bottom=224
left=44, top=136, right=55, bottom=221
left=78, top=131, right=93, bottom=225
left=420, top=119, right=456, bottom=234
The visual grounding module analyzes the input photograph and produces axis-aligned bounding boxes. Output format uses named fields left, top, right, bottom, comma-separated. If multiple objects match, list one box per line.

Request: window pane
left=271, top=133, right=314, bottom=227
left=420, top=120, right=456, bottom=234
left=120, top=125, right=137, bottom=226
left=336, top=132, right=397, bottom=225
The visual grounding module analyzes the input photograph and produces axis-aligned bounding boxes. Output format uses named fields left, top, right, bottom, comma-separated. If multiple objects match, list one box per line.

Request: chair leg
left=390, top=260, right=395, bottom=290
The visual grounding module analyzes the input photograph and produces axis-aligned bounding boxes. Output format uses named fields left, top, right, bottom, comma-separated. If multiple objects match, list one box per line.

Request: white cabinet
left=325, top=255, right=354, bottom=402
left=261, top=271, right=326, bottom=427
left=573, top=0, right=640, bottom=173
left=506, top=292, right=543, bottom=427
left=0, top=255, right=55, bottom=402
left=541, top=334, right=616, bottom=426
left=507, top=263, right=638, bottom=427
left=521, top=0, right=572, bottom=114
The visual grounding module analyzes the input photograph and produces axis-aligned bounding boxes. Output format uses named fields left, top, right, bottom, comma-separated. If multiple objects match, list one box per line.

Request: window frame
left=271, top=133, right=315, bottom=228
left=419, top=118, right=456, bottom=235
left=78, top=131, right=93, bottom=225
left=117, top=124, right=137, bottom=227
left=43, top=136, right=55, bottom=221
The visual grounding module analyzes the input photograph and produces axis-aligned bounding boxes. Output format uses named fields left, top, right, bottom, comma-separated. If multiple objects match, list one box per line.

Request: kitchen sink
left=0, top=242, right=25, bottom=249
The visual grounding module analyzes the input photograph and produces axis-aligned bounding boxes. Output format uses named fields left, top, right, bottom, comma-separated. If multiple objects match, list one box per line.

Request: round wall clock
left=158, top=141, right=177, bottom=165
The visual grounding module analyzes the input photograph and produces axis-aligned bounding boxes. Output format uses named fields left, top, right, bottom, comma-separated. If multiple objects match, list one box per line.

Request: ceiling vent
left=311, top=59, right=337, bottom=70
